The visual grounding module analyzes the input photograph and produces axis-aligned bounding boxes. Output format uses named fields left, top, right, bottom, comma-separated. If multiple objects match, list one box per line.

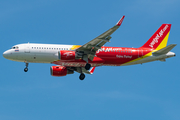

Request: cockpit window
left=11, top=46, right=19, bottom=49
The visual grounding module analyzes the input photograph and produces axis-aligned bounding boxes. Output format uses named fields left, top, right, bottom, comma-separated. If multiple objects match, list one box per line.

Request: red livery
left=3, top=16, right=176, bottom=80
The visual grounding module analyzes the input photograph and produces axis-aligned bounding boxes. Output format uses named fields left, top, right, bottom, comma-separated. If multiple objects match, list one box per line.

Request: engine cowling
left=58, top=50, right=76, bottom=60
left=50, top=66, right=74, bottom=77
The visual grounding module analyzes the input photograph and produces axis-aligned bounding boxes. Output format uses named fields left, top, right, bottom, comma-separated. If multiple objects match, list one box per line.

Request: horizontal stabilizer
left=153, top=44, right=176, bottom=55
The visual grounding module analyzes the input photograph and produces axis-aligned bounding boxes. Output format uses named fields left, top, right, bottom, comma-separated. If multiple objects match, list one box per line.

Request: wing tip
left=116, top=15, right=125, bottom=26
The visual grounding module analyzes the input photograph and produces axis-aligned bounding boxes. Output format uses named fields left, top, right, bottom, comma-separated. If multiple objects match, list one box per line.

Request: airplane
left=3, top=16, right=176, bottom=80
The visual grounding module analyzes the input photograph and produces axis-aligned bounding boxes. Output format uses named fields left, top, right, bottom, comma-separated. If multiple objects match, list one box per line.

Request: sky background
left=0, top=0, right=180, bottom=120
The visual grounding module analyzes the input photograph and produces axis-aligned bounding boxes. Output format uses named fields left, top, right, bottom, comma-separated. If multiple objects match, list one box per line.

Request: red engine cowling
left=58, top=50, right=76, bottom=60
left=50, top=66, right=74, bottom=77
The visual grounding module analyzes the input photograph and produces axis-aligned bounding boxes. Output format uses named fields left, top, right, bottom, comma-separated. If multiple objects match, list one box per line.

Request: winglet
left=116, top=15, right=125, bottom=26
left=89, top=67, right=96, bottom=74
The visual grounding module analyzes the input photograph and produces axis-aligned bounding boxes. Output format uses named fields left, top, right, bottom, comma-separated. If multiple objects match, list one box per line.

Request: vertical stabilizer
left=141, top=24, right=171, bottom=50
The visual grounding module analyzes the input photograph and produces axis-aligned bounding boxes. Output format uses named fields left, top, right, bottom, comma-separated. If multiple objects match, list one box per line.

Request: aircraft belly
left=16, top=51, right=58, bottom=63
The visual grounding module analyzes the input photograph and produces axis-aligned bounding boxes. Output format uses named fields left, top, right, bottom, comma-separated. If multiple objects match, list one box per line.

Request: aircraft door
left=24, top=44, right=30, bottom=53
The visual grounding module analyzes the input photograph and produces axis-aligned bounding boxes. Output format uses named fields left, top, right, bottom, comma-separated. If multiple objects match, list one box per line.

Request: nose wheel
left=79, top=73, right=85, bottom=80
left=24, top=67, right=28, bottom=72
left=24, top=63, right=29, bottom=72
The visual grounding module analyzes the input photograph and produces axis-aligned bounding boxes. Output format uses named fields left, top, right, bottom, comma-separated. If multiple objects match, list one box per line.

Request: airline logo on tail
left=141, top=24, right=171, bottom=50
left=149, top=25, right=169, bottom=48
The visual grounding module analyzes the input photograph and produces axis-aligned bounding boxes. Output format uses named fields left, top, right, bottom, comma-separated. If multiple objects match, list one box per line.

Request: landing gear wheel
left=85, top=63, right=91, bottom=70
left=79, top=73, right=85, bottom=80
left=24, top=62, right=29, bottom=72
left=24, top=67, right=28, bottom=72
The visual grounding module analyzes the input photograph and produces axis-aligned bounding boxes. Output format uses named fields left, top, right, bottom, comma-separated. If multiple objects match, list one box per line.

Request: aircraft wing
left=71, top=67, right=96, bottom=74
left=76, top=16, right=125, bottom=60
left=82, top=67, right=96, bottom=74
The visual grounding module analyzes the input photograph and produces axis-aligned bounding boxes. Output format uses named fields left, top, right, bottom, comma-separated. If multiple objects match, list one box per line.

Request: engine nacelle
left=58, top=50, right=76, bottom=60
left=50, top=66, right=74, bottom=77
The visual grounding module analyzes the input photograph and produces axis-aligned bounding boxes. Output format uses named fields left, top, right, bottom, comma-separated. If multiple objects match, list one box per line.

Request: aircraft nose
left=3, top=50, right=10, bottom=59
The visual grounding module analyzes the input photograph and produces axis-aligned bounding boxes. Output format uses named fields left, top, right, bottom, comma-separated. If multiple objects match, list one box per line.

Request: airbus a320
left=3, top=16, right=176, bottom=80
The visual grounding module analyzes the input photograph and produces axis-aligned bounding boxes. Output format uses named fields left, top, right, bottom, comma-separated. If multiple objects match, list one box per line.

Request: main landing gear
left=85, top=63, right=91, bottom=70
left=79, top=73, right=85, bottom=80
left=24, top=63, right=29, bottom=72
left=82, top=54, right=91, bottom=70
left=79, top=63, right=91, bottom=80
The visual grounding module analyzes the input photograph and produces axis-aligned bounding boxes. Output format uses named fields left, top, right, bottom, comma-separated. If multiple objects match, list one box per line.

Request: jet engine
left=50, top=66, right=74, bottom=77
left=58, top=50, right=76, bottom=60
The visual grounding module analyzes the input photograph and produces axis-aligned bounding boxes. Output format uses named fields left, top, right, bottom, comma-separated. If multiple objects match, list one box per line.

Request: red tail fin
left=141, top=24, right=171, bottom=50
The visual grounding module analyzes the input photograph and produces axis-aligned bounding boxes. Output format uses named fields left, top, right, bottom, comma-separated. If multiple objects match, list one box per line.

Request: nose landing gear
left=24, top=63, right=29, bottom=72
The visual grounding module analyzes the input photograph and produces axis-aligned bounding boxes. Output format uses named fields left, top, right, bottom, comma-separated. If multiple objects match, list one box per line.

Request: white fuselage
left=3, top=43, right=74, bottom=63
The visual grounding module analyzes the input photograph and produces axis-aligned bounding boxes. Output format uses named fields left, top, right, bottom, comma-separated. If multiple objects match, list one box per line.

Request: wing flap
left=82, top=67, right=96, bottom=74
left=74, top=67, right=96, bottom=74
